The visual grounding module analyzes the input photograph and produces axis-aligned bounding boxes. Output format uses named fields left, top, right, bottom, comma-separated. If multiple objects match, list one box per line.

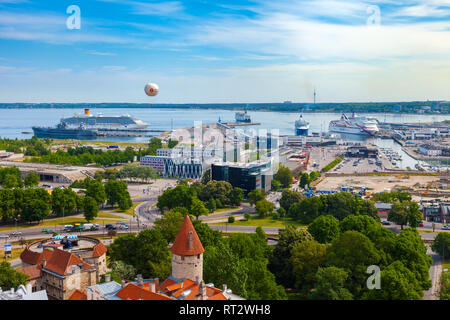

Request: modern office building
left=211, top=161, right=273, bottom=195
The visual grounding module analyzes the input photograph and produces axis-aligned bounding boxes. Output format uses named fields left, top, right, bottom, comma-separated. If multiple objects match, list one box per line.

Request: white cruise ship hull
left=329, top=125, right=377, bottom=136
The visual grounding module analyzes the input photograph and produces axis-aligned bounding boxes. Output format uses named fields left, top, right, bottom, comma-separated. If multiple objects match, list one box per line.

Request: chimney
left=222, top=284, right=227, bottom=293
left=105, top=274, right=111, bottom=282
left=188, top=232, right=193, bottom=250
left=195, top=276, right=200, bottom=285
left=42, top=260, right=46, bottom=268
left=121, top=280, right=126, bottom=288
left=149, top=282, right=156, bottom=293
left=137, top=274, right=143, bottom=287
left=26, top=283, right=32, bottom=294
left=10, top=288, right=14, bottom=294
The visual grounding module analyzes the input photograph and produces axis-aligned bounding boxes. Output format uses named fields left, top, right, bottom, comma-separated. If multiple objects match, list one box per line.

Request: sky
left=0, top=0, right=449, bottom=103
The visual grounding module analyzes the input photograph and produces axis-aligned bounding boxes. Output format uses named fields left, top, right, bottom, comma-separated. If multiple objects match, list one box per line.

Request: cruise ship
left=60, top=109, right=148, bottom=130
left=295, top=114, right=309, bottom=136
left=329, top=113, right=379, bottom=136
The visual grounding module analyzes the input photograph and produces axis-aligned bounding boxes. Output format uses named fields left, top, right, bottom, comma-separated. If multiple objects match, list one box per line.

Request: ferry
left=329, top=113, right=379, bottom=136
left=235, top=110, right=251, bottom=123
left=295, top=114, right=310, bottom=136
left=61, top=109, right=148, bottom=130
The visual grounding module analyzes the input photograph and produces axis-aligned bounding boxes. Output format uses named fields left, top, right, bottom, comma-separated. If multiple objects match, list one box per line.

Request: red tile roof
left=92, top=241, right=107, bottom=258
left=18, top=264, right=42, bottom=280
left=20, top=249, right=42, bottom=265
left=68, top=289, right=87, bottom=300
left=170, top=215, right=204, bottom=256
left=115, top=283, right=174, bottom=300
left=44, top=248, right=93, bottom=276
left=159, top=278, right=229, bottom=300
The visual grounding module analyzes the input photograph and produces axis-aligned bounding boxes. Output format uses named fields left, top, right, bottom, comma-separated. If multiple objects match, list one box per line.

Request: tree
left=339, top=214, right=379, bottom=235
left=255, top=199, right=274, bottom=217
left=108, top=229, right=171, bottom=279
left=22, top=199, right=50, bottom=223
left=279, top=189, right=301, bottom=212
left=248, top=189, right=265, bottom=207
left=200, top=180, right=233, bottom=206
left=85, top=180, right=106, bottom=207
left=388, top=201, right=422, bottom=229
left=244, top=212, right=251, bottom=221
left=308, top=267, right=353, bottom=300
left=154, top=209, right=185, bottom=243
left=51, top=187, right=77, bottom=217
left=290, top=196, right=322, bottom=223
left=2, top=174, right=18, bottom=189
left=118, top=193, right=132, bottom=211
left=0, top=262, right=28, bottom=290
left=207, top=198, right=216, bottom=213
left=167, top=139, right=178, bottom=149
left=299, top=172, right=311, bottom=189
left=431, top=232, right=450, bottom=258
left=271, top=179, right=281, bottom=191
left=291, top=240, right=327, bottom=293
left=308, top=215, right=340, bottom=244
left=157, top=184, right=196, bottom=213
left=394, top=228, right=433, bottom=291
left=201, top=169, right=211, bottom=185
left=229, top=187, right=244, bottom=207
left=361, top=261, right=423, bottom=300
left=268, top=226, right=313, bottom=288
left=190, top=197, right=209, bottom=220
left=24, top=172, right=40, bottom=188
left=192, top=220, right=223, bottom=248
left=273, top=164, right=293, bottom=188
left=83, top=196, right=99, bottom=222
left=325, top=231, right=381, bottom=298
left=148, top=137, right=163, bottom=155
left=108, top=260, right=136, bottom=281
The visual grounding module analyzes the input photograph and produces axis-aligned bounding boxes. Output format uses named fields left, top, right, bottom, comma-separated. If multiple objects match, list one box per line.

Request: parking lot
left=330, top=157, right=384, bottom=174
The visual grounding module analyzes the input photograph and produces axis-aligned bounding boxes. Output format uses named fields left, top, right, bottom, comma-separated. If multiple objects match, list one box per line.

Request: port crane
left=422, top=181, right=440, bottom=196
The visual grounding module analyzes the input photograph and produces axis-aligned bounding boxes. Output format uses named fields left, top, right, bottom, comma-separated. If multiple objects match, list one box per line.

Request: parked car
left=10, top=231, right=22, bottom=237
left=0, top=234, right=9, bottom=239
left=105, top=224, right=117, bottom=230
left=442, top=225, right=450, bottom=230
left=418, top=222, right=424, bottom=227
left=381, top=221, right=391, bottom=225
left=42, top=228, right=49, bottom=233
left=119, top=224, right=129, bottom=230
left=64, top=225, right=74, bottom=231
left=47, top=229, right=56, bottom=234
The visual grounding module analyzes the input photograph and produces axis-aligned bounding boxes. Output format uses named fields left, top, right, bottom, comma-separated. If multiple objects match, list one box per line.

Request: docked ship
left=32, top=122, right=97, bottom=139
left=295, top=114, right=310, bottom=136
left=235, top=110, right=251, bottom=123
left=61, top=109, right=148, bottom=130
left=329, top=113, right=379, bottom=136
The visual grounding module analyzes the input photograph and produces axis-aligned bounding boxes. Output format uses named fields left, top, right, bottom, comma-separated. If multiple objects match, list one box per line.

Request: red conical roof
left=170, top=215, right=204, bottom=256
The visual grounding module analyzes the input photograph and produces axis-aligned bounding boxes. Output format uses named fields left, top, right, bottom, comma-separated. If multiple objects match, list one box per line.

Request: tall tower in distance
left=170, top=215, right=205, bottom=282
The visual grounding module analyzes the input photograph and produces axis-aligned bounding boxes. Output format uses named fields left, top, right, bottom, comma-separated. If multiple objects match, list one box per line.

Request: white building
left=0, top=284, right=48, bottom=300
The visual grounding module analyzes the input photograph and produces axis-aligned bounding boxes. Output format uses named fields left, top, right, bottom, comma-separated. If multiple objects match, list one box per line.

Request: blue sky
left=0, top=0, right=449, bottom=103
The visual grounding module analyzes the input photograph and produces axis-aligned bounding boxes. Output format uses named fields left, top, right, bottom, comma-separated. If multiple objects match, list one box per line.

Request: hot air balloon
left=145, top=83, right=159, bottom=97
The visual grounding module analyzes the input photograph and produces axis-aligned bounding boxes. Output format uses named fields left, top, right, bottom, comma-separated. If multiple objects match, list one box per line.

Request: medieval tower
left=170, top=215, right=205, bottom=282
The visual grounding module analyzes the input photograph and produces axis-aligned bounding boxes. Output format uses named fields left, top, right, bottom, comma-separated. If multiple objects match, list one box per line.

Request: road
left=424, top=246, right=442, bottom=300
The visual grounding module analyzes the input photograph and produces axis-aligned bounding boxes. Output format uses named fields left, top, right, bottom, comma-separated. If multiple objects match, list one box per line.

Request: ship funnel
left=84, top=109, right=90, bottom=115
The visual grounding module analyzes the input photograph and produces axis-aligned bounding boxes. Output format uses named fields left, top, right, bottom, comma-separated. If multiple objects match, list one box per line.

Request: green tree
left=22, top=199, right=50, bottom=223
left=271, top=179, right=281, bottom=191
left=248, top=189, right=265, bottom=207
left=431, top=232, right=450, bottom=258
left=24, top=172, right=40, bottom=188
left=154, top=209, right=185, bottom=243
left=388, top=201, right=422, bottom=229
left=229, top=187, right=244, bottom=207
left=308, top=267, right=353, bottom=300
left=255, top=199, right=274, bottom=217
left=108, top=260, right=136, bottom=281
left=299, top=172, right=311, bottom=189
left=361, top=261, right=423, bottom=300
left=268, top=226, right=313, bottom=288
left=228, top=216, right=235, bottom=223
left=157, top=184, right=196, bottom=213
left=201, top=169, right=211, bottom=185
left=108, top=229, right=171, bottom=279
left=273, top=164, right=293, bottom=188
left=291, top=240, right=327, bottom=293
left=207, top=198, right=216, bottom=213
left=192, top=220, right=223, bottom=248
left=85, top=180, right=106, bottom=207
left=190, top=197, right=209, bottom=220
left=339, top=214, right=379, bottom=235
left=325, top=231, right=381, bottom=298
left=2, top=174, right=19, bottom=189
left=0, top=262, right=28, bottom=290
left=83, top=196, right=99, bottom=222
left=279, top=189, right=301, bottom=212
left=308, top=215, right=340, bottom=244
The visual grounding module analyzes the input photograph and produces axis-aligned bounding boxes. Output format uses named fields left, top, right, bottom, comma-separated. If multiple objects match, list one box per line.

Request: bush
left=228, top=216, right=235, bottom=223
left=244, top=212, right=251, bottom=221
left=271, top=212, right=280, bottom=220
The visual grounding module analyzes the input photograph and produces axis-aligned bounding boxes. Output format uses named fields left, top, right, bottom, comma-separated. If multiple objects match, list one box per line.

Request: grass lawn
left=3, top=247, right=24, bottom=262
left=210, top=207, right=240, bottom=214
left=112, top=202, right=140, bottom=217
left=97, top=211, right=126, bottom=219
left=51, top=139, right=148, bottom=148
left=0, top=217, right=122, bottom=232
left=211, top=216, right=306, bottom=229
left=443, top=259, right=450, bottom=271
